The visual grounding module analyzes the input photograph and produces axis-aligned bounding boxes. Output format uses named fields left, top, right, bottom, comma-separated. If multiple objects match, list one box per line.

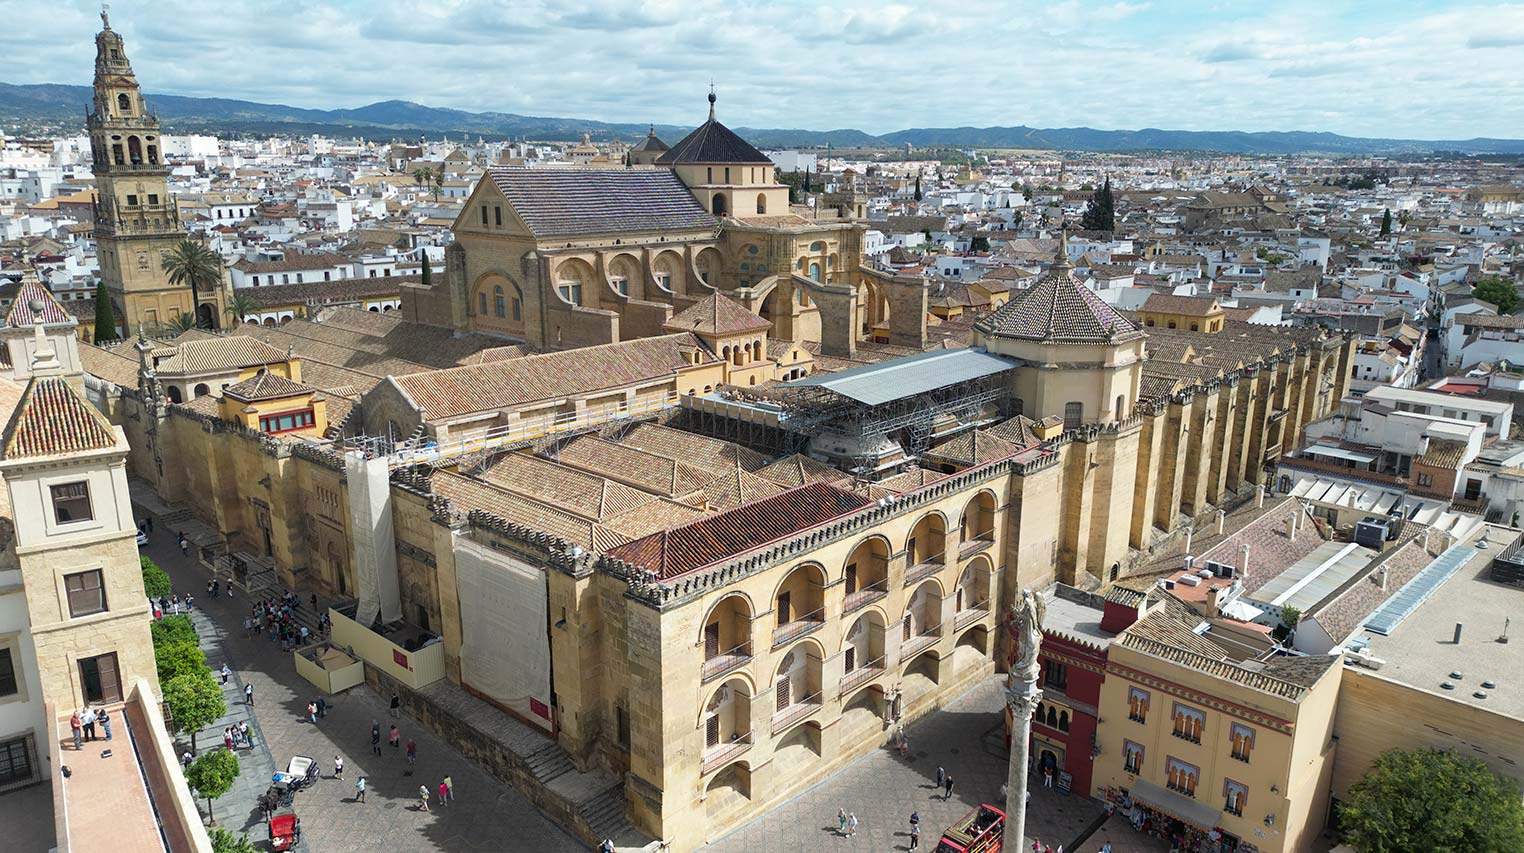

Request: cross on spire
left=707, top=82, right=716, bottom=121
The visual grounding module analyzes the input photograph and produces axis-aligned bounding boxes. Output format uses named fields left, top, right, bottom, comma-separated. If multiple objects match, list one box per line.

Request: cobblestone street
left=143, top=528, right=585, bottom=853
left=704, top=677, right=1170, bottom=853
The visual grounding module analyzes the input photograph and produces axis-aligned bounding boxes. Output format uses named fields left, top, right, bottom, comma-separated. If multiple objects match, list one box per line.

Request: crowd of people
left=243, top=589, right=330, bottom=651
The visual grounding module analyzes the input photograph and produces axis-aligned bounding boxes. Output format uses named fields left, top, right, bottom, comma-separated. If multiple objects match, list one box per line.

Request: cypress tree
left=1380, top=208, right=1392, bottom=237
left=1081, top=178, right=1115, bottom=232
left=92, top=281, right=116, bottom=343
left=420, top=253, right=432, bottom=287
left=914, top=174, right=922, bottom=201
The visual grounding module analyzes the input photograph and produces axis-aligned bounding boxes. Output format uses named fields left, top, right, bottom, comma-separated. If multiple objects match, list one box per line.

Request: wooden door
left=776, top=591, right=791, bottom=626
left=79, top=653, right=121, bottom=704
left=704, top=623, right=720, bottom=658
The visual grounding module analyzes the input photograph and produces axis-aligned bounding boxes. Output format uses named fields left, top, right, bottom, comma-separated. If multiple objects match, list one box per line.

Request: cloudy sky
left=7, top=0, right=1524, bottom=139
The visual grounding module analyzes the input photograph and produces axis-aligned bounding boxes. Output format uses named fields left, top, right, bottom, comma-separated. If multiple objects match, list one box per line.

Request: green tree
left=420, top=253, right=432, bottom=288
left=92, top=281, right=117, bottom=343
left=969, top=236, right=990, bottom=252
left=141, top=556, right=171, bottom=599
left=163, top=671, right=225, bottom=751
left=913, top=174, right=922, bottom=201
left=165, top=312, right=198, bottom=334
left=223, top=291, right=257, bottom=328
left=777, top=171, right=804, bottom=203
left=156, top=641, right=207, bottom=684
left=432, top=168, right=444, bottom=201
left=1474, top=277, right=1520, bottom=315
left=162, top=239, right=223, bottom=330
left=209, top=829, right=258, bottom=853
left=1379, top=207, right=1392, bottom=237
left=151, top=614, right=198, bottom=650
left=412, top=166, right=432, bottom=194
left=1339, top=748, right=1524, bottom=852
left=1080, top=177, right=1115, bottom=232
left=186, top=749, right=241, bottom=825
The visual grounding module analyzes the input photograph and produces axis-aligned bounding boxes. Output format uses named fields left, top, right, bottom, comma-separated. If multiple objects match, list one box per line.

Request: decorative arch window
left=493, top=285, right=506, bottom=318
left=1127, top=687, right=1150, bottom=723
left=1058, top=710, right=1070, bottom=732
left=1223, top=779, right=1248, bottom=816
left=809, top=263, right=821, bottom=281
left=1166, top=756, right=1200, bottom=797
left=1230, top=723, right=1255, bottom=762
left=1171, top=703, right=1206, bottom=744
left=712, top=194, right=727, bottom=216
left=756, top=193, right=767, bottom=215
left=117, top=93, right=131, bottom=114
left=1123, top=740, right=1145, bottom=774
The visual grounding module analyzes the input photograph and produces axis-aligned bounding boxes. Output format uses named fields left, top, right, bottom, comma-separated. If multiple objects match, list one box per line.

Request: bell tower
left=89, top=9, right=219, bottom=335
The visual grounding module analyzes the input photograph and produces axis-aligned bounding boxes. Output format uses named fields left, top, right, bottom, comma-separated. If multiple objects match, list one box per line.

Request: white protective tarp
left=454, top=536, right=553, bottom=732
left=347, top=452, right=400, bottom=627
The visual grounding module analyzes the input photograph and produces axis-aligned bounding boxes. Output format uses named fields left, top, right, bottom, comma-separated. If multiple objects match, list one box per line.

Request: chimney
left=1240, top=543, right=1251, bottom=577
left=1216, top=509, right=1227, bottom=536
left=1184, top=525, right=1194, bottom=555
left=1286, top=514, right=1297, bottom=542
left=1454, top=623, right=1464, bottom=644
left=1255, top=486, right=1265, bottom=508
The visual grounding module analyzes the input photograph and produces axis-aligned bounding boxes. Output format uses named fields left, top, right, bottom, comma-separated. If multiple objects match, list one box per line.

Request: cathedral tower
left=88, top=10, right=221, bottom=334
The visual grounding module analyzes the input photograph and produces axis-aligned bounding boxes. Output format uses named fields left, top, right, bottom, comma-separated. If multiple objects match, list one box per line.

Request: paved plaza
left=145, top=530, right=586, bottom=853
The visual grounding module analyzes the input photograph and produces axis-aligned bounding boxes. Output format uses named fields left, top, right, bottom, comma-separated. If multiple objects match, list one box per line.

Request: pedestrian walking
left=944, top=774, right=955, bottom=801
left=599, top=840, right=614, bottom=853
left=370, top=721, right=382, bottom=756
left=177, top=533, right=189, bottom=556
left=219, top=663, right=231, bottom=685
left=406, top=739, right=417, bottom=765
left=184, top=592, right=194, bottom=610
left=356, top=776, right=367, bottom=803
left=442, top=775, right=453, bottom=802
left=316, top=696, right=327, bottom=718
left=244, top=683, right=254, bottom=706
left=223, top=728, right=234, bottom=750
left=70, top=710, right=82, bottom=750
left=838, top=807, right=847, bottom=836
left=82, top=707, right=97, bottom=741
left=1043, top=764, right=1054, bottom=788
left=390, top=693, right=401, bottom=719
left=307, top=702, right=318, bottom=723
left=334, top=755, right=344, bottom=780
left=936, top=765, right=945, bottom=788
left=910, top=827, right=921, bottom=850
left=1100, top=843, right=1112, bottom=853
left=240, top=720, right=252, bottom=747
left=438, top=780, right=450, bottom=807
left=846, top=812, right=858, bottom=837
left=910, top=811, right=920, bottom=833
left=181, top=750, right=193, bottom=768
left=389, top=724, right=400, bottom=748
left=418, top=784, right=431, bottom=812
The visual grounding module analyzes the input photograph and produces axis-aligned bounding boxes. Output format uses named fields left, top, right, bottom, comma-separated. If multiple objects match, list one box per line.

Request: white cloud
left=2, top=0, right=1520, bottom=139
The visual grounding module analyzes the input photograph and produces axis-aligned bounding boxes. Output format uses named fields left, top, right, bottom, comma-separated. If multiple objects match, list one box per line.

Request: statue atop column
left=1004, top=588, right=1046, bottom=849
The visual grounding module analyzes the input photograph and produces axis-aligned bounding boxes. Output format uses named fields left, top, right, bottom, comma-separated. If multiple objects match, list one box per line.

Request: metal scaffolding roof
left=781, top=348, right=1019, bottom=407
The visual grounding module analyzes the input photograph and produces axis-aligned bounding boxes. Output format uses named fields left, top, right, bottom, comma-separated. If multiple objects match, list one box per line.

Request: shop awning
left=1129, top=780, right=1222, bottom=830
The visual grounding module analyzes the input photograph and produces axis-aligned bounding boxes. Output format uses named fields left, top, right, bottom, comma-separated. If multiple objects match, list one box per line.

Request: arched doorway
left=196, top=302, right=217, bottom=329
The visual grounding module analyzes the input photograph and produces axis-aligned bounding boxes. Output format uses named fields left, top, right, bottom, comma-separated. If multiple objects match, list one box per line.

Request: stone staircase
left=579, top=784, right=636, bottom=845
left=525, top=741, right=577, bottom=784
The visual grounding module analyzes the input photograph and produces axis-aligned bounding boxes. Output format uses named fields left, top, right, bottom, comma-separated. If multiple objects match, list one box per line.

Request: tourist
left=240, top=720, right=252, bottom=747
left=307, top=701, right=318, bottom=723
left=406, top=738, right=417, bottom=765
left=223, top=728, right=234, bottom=750
left=846, top=812, right=858, bottom=837
left=910, top=826, right=921, bottom=850
left=181, top=750, right=193, bottom=768
left=599, top=840, right=614, bottom=853
left=838, top=808, right=846, bottom=835
left=244, top=682, right=254, bottom=706
left=442, top=775, right=453, bottom=802
left=437, top=780, right=450, bottom=807
left=370, top=721, right=382, bottom=756
left=944, top=774, right=955, bottom=801
left=418, top=784, right=431, bottom=811
left=82, top=707, right=97, bottom=741
left=316, top=696, right=327, bottom=718
left=1043, top=764, right=1054, bottom=788
left=389, top=724, right=401, bottom=749
left=177, top=532, right=188, bottom=556
left=936, top=765, right=945, bottom=789
left=390, top=693, right=401, bottom=719
left=220, top=663, right=231, bottom=685
left=96, top=706, right=112, bottom=740
left=334, top=755, right=344, bottom=781
left=356, top=776, right=367, bottom=803
left=70, top=710, right=82, bottom=750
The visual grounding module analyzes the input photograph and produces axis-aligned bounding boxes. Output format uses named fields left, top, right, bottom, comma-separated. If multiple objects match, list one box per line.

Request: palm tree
left=166, top=312, right=198, bottom=334
left=224, top=291, right=258, bottom=328
left=162, top=239, right=223, bottom=330
left=432, top=169, right=444, bottom=201
left=412, top=167, right=432, bottom=195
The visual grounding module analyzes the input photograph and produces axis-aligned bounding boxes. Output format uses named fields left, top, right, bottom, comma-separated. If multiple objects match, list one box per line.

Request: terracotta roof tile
left=605, top=482, right=871, bottom=579
left=486, top=167, right=716, bottom=237
left=664, top=292, right=771, bottom=336
left=975, top=254, right=1141, bottom=345
left=221, top=369, right=312, bottom=402
left=151, top=336, right=289, bottom=375
left=4, top=278, right=72, bottom=327
left=3, top=376, right=118, bottom=459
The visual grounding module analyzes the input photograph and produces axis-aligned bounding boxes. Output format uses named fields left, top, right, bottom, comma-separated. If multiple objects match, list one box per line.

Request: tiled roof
left=1194, top=499, right=1327, bottom=596
left=605, top=482, right=871, bottom=579
left=238, top=274, right=414, bottom=309
left=629, top=129, right=670, bottom=154
left=477, top=452, right=659, bottom=522
left=1139, top=294, right=1221, bottom=317
left=1307, top=534, right=1432, bottom=644
left=617, top=422, right=770, bottom=474
left=4, top=278, right=72, bottom=327
left=923, top=429, right=1021, bottom=467
left=556, top=435, right=715, bottom=500
left=391, top=334, right=698, bottom=421
left=151, top=336, right=289, bottom=376
left=486, top=167, right=716, bottom=237
left=754, top=453, right=847, bottom=488
left=221, top=369, right=312, bottom=402
left=975, top=256, right=1141, bottom=344
left=230, top=252, right=351, bottom=274
left=1119, top=632, right=1330, bottom=701
left=982, top=415, right=1043, bottom=448
left=432, top=470, right=612, bottom=551
left=79, top=342, right=141, bottom=387
left=3, top=376, right=118, bottom=460
left=655, top=106, right=771, bottom=165
left=664, top=292, right=771, bottom=335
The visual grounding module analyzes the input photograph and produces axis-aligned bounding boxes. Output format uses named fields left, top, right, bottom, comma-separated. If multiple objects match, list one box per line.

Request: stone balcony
left=701, top=735, right=753, bottom=775
left=701, top=650, right=751, bottom=683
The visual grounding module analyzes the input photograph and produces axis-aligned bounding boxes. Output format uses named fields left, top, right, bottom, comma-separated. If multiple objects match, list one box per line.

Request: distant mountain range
left=5, top=82, right=1524, bottom=156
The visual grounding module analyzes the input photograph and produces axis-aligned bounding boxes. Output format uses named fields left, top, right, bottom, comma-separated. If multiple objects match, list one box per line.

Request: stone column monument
left=1005, top=588, right=1046, bottom=849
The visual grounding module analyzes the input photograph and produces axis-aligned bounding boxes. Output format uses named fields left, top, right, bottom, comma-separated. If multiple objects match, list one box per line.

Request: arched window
left=1115, top=394, right=1126, bottom=421
left=166, top=386, right=183, bottom=404
left=809, top=263, right=820, bottom=281
left=493, top=285, right=506, bottom=318
left=512, top=296, right=522, bottom=322
left=1058, top=711, right=1070, bottom=732
left=712, top=194, right=727, bottom=216
left=127, top=135, right=143, bottom=165
left=116, top=93, right=131, bottom=114
left=192, top=383, right=210, bottom=398
left=1064, top=402, right=1083, bottom=430
left=756, top=193, right=767, bottom=214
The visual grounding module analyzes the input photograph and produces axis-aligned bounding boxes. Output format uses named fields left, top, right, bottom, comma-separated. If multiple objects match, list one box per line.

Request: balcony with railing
left=702, top=595, right=754, bottom=683
left=843, top=536, right=890, bottom=614
left=772, top=604, right=826, bottom=649
left=954, top=596, right=991, bottom=631
left=958, top=491, right=997, bottom=559
left=771, top=690, right=823, bottom=735
left=904, top=548, right=946, bottom=587
left=702, top=643, right=752, bottom=682
left=701, top=732, right=754, bottom=775
left=904, top=513, right=948, bottom=587
left=843, top=577, right=889, bottom=614
left=899, top=625, right=941, bottom=661
left=839, top=654, right=885, bottom=694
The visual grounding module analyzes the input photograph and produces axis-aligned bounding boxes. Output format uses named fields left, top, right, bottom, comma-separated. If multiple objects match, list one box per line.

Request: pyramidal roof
left=631, top=126, right=669, bottom=154
left=4, top=272, right=72, bottom=328
left=665, top=291, right=771, bottom=336
left=975, top=235, right=1141, bottom=345
left=3, top=376, right=118, bottom=460
left=656, top=91, right=772, bottom=166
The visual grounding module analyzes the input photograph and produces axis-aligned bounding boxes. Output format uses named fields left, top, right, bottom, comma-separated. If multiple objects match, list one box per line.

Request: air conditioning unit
left=1178, top=575, right=1202, bottom=587
left=1205, top=561, right=1237, bottom=579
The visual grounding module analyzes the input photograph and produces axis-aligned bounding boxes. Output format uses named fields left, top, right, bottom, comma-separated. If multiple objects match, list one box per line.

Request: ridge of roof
left=3, top=375, right=118, bottom=460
